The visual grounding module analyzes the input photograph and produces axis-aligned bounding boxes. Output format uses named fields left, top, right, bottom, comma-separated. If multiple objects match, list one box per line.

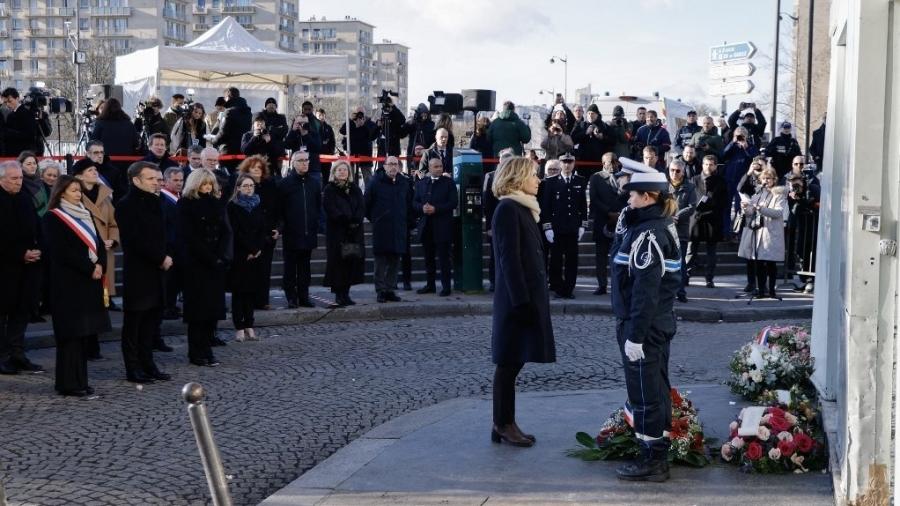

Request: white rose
left=750, top=370, right=763, bottom=383
left=730, top=437, right=745, bottom=449
left=720, top=444, right=733, bottom=461
left=784, top=413, right=798, bottom=425
left=729, top=421, right=739, bottom=431
left=742, top=372, right=750, bottom=381
left=760, top=414, right=772, bottom=425
left=768, top=448, right=782, bottom=460
left=777, top=431, right=793, bottom=442
left=757, top=426, right=771, bottom=441
left=790, top=454, right=806, bottom=466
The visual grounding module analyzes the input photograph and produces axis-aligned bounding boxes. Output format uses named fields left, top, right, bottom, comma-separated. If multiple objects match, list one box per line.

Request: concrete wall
left=792, top=0, right=831, bottom=151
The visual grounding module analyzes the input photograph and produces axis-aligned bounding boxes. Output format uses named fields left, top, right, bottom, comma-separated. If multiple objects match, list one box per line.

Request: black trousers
left=594, top=232, right=612, bottom=289
left=55, top=335, right=89, bottom=393
left=282, top=248, right=312, bottom=302
left=121, top=308, right=161, bottom=375
left=754, top=260, right=778, bottom=295
left=422, top=226, right=452, bottom=290
left=549, top=232, right=578, bottom=295
left=677, top=240, right=689, bottom=298
left=493, top=363, right=524, bottom=426
left=232, top=292, right=255, bottom=330
left=0, top=313, right=27, bottom=362
left=487, top=234, right=496, bottom=288
left=255, top=241, right=276, bottom=307
left=616, top=319, right=672, bottom=439
left=187, top=320, right=217, bottom=362
left=686, top=240, right=718, bottom=282
left=163, top=263, right=182, bottom=313
left=401, top=233, right=412, bottom=286
left=746, top=260, right=756, bottom=288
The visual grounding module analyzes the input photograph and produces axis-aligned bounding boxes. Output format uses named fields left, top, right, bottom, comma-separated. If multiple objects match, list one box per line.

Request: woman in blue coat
left=490, top=157, right=556, bottom=448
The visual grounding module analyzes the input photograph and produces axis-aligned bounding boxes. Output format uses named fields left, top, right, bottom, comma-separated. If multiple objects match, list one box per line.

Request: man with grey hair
left=0, top=161, right=44, bottom=374
left=418, top=127, right=452, bottom=176
left=201, top=146, right=234, bottom=200
left=668, top=158, right=697, bottom=302
left=365, top=155, right=411, bottom=303
left=182, top=144, right=204, bottom=180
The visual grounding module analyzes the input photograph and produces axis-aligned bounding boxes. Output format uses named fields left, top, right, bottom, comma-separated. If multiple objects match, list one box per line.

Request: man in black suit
left=588, top=152, right=622, bottom=295
left=1, top=88, right=38, bottom=157
left=414, top=157, right=458, bottom=296
left=540, top=152, right=588, bottom=299
left=418, top=128, right=453, bottom=177
left=114, top=162, right=173, bottom=384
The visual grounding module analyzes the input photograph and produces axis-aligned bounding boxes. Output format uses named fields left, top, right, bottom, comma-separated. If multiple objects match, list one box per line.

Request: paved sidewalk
left=260, top=385, right=832, bottom=506
left=25, top=275, right=812, bottom=350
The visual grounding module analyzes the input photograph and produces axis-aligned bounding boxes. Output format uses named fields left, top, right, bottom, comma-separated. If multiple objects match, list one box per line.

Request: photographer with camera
left=634, top=110, right=671, bottom=171
left=607, top=105, right=631, bottom=159
left=764, top=121, right=802, bottom=180
left=571, top=104, right=611, bottom=174
left=241, top=113, right=284, bottom=179
left=133, top=96, right=170, bottom=151
left=676, top=110, right=702, bottom=151
left=375, top=91, right=406, bottom=159
left=723, top=126, right=760, bottom=231
left=727, top=102, right=767, bottom=147
left=285, top=113, right=323, bottom=184
left=1, top=88, right=39, bottom=157
left=400, top=103, right=435, bottom=172
left=340, top=106, right=379, bottom=185
left=205, top=87, right=252, bottom=169
left=786, top=157, right=820, bottom=292
left=541, top=117, right=574, bottom=161
left=163, top=94, right=186, bottom=133
left=170, top=103, right=207, bottom=156
left=543, top=95, right=576, bottom=132
left=689, top=115, right=723, bottom=163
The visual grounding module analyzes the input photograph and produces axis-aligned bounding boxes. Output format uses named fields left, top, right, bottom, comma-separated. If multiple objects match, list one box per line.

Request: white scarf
left=499, top=190, right=541, bottom=222
left=59, top=199, right=100, bottom=264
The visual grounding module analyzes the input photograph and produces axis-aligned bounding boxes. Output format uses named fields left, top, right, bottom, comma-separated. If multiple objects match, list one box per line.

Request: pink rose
left=721, top=443, right=733, bottom=461
left=768, top=447, right=782, bottom=460
left=730, top=437, right=745, bottom=450
left=757, top=426, right=771, bottom=441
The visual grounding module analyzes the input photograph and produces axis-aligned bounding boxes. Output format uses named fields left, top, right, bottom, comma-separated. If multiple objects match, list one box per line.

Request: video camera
left=377, top=89, right=399, bottom=108
left=22, top=86, right=50, bottom=112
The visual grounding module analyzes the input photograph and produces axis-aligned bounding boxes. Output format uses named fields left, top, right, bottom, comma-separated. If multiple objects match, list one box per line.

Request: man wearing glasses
left=764, top=121, right=802, bottom=180
left=68, top=141, right=125, bottom=202
left=365, top=156, right=412, bottom=303
left=667, top=160, right=698, bottom=303
left=277, top=150, right=321, bottom=308
left=540, top=152, right=587, bottom=299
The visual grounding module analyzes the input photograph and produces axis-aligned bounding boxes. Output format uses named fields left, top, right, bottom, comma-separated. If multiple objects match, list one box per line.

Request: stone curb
left=24, top=301, right=812, bottom=351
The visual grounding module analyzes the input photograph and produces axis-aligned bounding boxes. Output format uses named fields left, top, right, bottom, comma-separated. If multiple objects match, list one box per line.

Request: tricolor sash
left=160, top=188, right=179, bottom=204
left=50, top=208, right=99, bottom=255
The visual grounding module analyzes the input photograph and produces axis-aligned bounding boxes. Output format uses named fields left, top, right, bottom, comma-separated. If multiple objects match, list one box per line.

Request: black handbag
left=340, top=242, right=362, bottom=259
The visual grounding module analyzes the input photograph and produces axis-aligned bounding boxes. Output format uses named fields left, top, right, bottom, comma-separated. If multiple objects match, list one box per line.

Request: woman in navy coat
left=490, top=157, right=556, bottom=448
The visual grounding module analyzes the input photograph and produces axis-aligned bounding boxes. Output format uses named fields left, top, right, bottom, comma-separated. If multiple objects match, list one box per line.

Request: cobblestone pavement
left=0, top=315, right=808, bottom=505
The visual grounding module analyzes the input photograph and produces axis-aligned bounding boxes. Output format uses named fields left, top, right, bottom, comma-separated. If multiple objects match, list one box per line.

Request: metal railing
left=182, top=383, right=232, bottom=506
left=90, top=7, right=131, bottom=17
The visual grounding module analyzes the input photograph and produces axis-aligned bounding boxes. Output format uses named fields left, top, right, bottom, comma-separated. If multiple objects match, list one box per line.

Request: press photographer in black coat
left=401, top=103, right=435, bottom=169
left=227, top=174, right=267, bottom=342
left=376, top=96, right=407, bottom=157
left=241, top=113, right=285, bottom=178
left=414, top=158, right=458, bottom=296
left=323, top=160, right=365, bottom=307
left=207, top=87, right=252, bottom=167
left=178, top=169, right=231, bottom=367
left=1, top=88, right=39, bottom=156
left=340, top=108, right=379, bottom=184
left=114, top=162, right=172, bottom=384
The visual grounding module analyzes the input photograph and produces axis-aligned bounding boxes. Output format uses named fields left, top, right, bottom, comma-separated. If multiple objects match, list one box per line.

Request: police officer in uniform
left=610, top=171, right=682, bottom=482
left=540, top=152, right=587, bottom=299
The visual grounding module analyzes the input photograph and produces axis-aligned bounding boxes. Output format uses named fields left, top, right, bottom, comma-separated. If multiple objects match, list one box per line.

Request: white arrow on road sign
left=709, top=42, right=757, bottom=63
left=709, top=80, right=755, bottom=96
left=709, top=62, right=756, bottom=79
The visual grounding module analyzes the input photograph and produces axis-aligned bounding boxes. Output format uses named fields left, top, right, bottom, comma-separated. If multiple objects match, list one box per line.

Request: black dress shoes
left=58, top=389, right=90, bottom=397
left=153, top=340, right=174, bottom=352
left=594, top=287, right=607, bottom=296
left=150, top=370, right=171, bottom=381
left=287, top=299, right=300, bottom=309
left=385, top=292, right=401, bottom=302
left=416, top=285, right=436, bottom=294
left=126, top=371, right=156, bottom=384
left=297, top=299, right=315, bottom=308
left=438, top=288, right=452, bottom=297
left=14, top=358, right=44, bottom=373
left=376, top=292, right=387, bottom=303
left=403, top=282, right=413, bottom=291
left=210, top=336, right=227, bottom=347
left=677, top=294, right=689, bottom=303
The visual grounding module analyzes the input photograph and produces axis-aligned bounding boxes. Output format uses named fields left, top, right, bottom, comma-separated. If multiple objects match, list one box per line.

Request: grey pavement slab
left=262, top=386, right=832, bottom=506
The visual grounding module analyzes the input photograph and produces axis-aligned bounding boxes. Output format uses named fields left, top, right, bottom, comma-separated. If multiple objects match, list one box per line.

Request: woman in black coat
left=91, top=98, right=140, bottom=159
left=227, top=174, right=267, bottom=342
left=178, top=169, right=231, bottom=367
left=237, top=155, right=280, bottom=310
left=322, top=160, right=365, bottom=306
left=43, top=176, right=111, bottom=396
left=489, top=157, right=555, bottom=447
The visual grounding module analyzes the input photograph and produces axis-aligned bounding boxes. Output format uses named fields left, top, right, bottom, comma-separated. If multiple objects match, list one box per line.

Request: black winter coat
left=413, top=176, right=458, bottom=244
left=689, top=173, right=728, bottom=242
left=417, top=143, right=453, bottom=176
left=588, top=171, right=620, bottom=234
left=210, top=97, right=252, bottom=155
left=764, top=133, right=802, bottom=179
left=277, top=170, right=321, bottom=251
left=3, top=105, right=38, bottom=156
left=141, top=152, right=179, bottom=171
left=377, top=107, right=408, bottom=157
left=241, top=132, right=284, bottom=177
left=365, top=171, right=412, bottom=255
left=260, top=110, right=289, bottom=154
left=255, top=177, right=280, bottom=235
left=339, top=119, right=378, bottom=158
left=227, top=201, right=267, bottom=295
left=91, top=117, right=140, bottom=157
left=178, top=194, right=230, bottom=322
left=160, top=191, right=179, bottom=256
left=0, top=189, right=39, bottom=315
left=401, top=117, right=436, bottom=160
left=284, top=122, right=323, bottom=174
left=323, top=183, right=365, bottom=289
left=491, top=199, right=555, bottom=365
left=573, top=119, right=612, bottom=163
left=483, top=171, right=499, bottom=232
left=42, top=211, right=111, bottom=339
left=670, top=181, right=698, bottom=241
left=115, top=187, right=167, bottom=311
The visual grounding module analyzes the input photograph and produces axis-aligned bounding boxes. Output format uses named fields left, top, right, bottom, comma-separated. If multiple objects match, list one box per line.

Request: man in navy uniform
left=540, top=152, right=587, bottom=299
left=414, top=157, right=458, bottom=296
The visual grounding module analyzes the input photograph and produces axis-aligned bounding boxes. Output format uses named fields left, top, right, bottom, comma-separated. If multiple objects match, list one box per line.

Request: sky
left=299, top=0, right=788, bottom=115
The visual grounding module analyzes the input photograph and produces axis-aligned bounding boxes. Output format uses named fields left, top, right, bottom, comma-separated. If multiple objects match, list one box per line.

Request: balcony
left=0, top=30, right=7, bottom=38
left=279, top=6, right=297, bottom=18
left=279, top=23, right=294, bottom=34
left=193, top=23, right=209, bottom=32
left=91, top=7, right=132, bottom=17
left=162, top=8, right=189, bottom=22
left=193, top=6, right=208, bottom=14
left=92, top=29, right=131, bottom=38
left=222, top=5, right=255, bottom=14
left=48, top=7, right=76, bottom=17
left=239, top=22, right=254, bottom=31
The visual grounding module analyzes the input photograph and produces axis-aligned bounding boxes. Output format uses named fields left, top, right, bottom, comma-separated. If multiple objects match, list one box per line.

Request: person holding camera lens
left=737, top=167, right=785, bottom=299
left=541, top=119, right=574, bottom=161
left=133, top=96, right=170, bottom=152
left=241, top=113, right=284, bottom=178
left=170, top=103, right=207, bottom=157
left=764, top=121, right=802, bottom=180
left=259, top=98, right=288, bottom=168
left=163, top=94, right=186, bottom=133
left=340, top=107, right=379, bottom=185
left=607, top=105, right=632, bottom=159
left=285, top=113, right=323, bottom=185
left=722, top=126, right=759, bottom=234
left=572, top=104, right=612, bottom=175
left=401, top=104, right=435, bottom=171
left=1, top=88, right=39, bottom=157
left=727, top=103, right=767, bottom=147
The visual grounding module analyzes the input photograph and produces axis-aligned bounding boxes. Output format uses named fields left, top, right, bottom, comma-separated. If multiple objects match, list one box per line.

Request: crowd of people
left=0, top=85, right=821, bottom=397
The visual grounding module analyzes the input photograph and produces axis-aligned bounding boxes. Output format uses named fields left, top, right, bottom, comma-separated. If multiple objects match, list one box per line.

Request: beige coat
left=737, top=186, right=786, bottom=262
left=82, top=184, right=120, bottom=295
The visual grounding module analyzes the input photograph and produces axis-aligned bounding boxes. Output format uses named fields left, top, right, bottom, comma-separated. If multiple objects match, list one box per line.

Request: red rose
left=745, top=442, right=764, bottom=461
left=691, top=433, right=704, bottom=450
left=768, top=416, right=792, bottom=433
left=768, top=407, right=787, bottom=418
left=794, top=432, right=815, bottom=453
left=670, top=388, right=684, bottom=406
left=777, top=439, right=796, bottom=457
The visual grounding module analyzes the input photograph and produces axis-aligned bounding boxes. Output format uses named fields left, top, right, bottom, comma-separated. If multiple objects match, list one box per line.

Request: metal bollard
left=0, top=477, right=7, bottom=506
left=182, top=382, right=233, bottom=506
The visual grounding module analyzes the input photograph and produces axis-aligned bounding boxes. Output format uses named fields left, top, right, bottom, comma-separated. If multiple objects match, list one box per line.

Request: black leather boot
left=616, top=438, right=670, bottom=482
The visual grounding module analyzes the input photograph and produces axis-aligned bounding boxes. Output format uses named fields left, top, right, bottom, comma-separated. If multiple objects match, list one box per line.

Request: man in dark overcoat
left=588, top=153, right=622, bottom=295
left=688, top=155, right=729, bottom=288
left=0, top=161, right=44, bottom=374
left=414, top=157, right=458, bottom=296
left=114, top=161, right=172, bottom=384
left=277, top=151, right=321, bottom=308
left=365, top=156, right=412, bottom=303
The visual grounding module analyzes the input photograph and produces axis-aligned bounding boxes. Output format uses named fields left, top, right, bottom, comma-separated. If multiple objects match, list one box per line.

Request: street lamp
left=64, top=16, right=85, bottom=136
left=771, top=2, right=800, bottom=138
left=549, top=54, right=568, bottom=101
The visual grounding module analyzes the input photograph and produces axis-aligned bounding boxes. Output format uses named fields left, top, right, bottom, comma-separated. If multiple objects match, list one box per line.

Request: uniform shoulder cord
left=629, top=230, right=666, bottom=276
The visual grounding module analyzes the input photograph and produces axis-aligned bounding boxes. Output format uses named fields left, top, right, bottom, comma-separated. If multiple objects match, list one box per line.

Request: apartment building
left=297, top=16, right=409, bottom=114
left=0, top=0, right=299, bottom=92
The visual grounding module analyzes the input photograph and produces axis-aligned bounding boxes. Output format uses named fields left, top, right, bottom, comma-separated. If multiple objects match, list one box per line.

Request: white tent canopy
left=114, top=16, right=349, bottom=114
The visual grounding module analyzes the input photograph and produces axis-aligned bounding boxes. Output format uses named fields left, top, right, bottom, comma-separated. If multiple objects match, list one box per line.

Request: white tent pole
left=345, top=69, right=351, bottom=175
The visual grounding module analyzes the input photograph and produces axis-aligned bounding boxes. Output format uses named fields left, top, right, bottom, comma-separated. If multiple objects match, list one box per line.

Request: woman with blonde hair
left=737, top=166, right=785, bottom=299
left=609, top=171, right=682, bottom=482
left=322, top=159, right=365, bottom=306
left=489, top=157, right=555, bottom=448
left=178, top=169, right=230, bottom=366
